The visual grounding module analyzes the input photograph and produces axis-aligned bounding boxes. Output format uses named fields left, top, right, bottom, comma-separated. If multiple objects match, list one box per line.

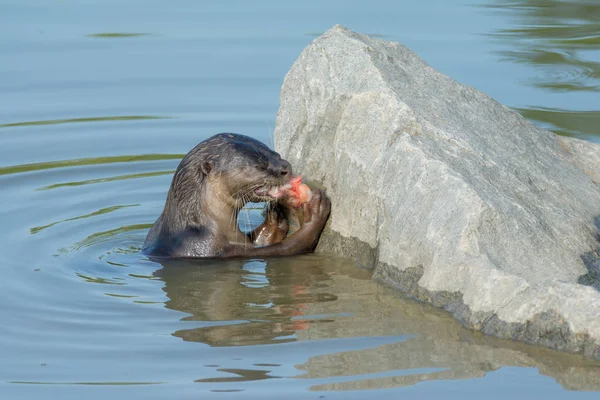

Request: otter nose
left=274, top=160, right=292, bottom=178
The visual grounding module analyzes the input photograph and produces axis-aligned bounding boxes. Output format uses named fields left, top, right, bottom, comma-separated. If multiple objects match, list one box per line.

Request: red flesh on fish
left=284, top=176, right=313, bottom=207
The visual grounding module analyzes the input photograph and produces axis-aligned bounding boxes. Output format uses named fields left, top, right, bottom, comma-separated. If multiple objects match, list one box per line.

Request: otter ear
left=200, top=161, right=213, bottom=176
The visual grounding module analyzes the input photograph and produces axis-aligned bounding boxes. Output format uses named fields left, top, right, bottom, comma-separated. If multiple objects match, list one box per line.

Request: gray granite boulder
left=274, top=25, right=600, bottom=358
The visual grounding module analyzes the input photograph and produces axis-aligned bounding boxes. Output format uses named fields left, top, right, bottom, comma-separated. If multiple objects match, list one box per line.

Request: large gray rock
left=274, top=25, right=600, bottom=358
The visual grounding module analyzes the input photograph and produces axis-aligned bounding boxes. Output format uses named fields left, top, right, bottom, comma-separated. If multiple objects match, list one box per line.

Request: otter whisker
left=228, top=181, right=261, bottom=200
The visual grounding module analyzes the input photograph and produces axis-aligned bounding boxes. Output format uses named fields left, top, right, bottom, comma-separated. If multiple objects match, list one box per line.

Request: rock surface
left=274, top=25, right=600, bottom=358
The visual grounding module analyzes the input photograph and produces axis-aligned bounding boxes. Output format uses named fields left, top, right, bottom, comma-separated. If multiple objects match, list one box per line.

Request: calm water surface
left=1, top=0, right=599, bottom=399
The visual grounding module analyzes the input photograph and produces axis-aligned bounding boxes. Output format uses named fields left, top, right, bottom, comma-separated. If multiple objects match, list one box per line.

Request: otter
left=142, top=133, right=331, bottom=258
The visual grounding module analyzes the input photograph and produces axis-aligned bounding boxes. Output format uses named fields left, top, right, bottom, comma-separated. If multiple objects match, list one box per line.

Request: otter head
left=173, top=133, right=294, bottom=211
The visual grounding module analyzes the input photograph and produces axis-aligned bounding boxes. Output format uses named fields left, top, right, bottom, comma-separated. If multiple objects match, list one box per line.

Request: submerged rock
left=274, top=25, right=600, bottom=358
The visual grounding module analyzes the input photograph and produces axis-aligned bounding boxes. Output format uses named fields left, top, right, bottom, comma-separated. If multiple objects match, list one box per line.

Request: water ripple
left=0, top=154, right=183, bottom=176
left=30, top=204, right=140, bottom=234
left=37, top=170, right=175, bottom=191
left=485, top=0, right=600, bottom=93
left=0, top=115, right=171, bottom=129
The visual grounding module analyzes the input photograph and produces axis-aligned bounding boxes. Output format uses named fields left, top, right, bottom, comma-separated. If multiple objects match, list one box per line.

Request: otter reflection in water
left=155, top=256, right=339, bottom=347
left=143, top=133, right=331, bottom=258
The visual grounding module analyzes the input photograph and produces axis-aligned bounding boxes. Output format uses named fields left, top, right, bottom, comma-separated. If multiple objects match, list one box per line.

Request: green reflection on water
left=128, top=274, right=155, bottom=279
left=106, top=261, right=127, bottom=267
left=106, top=246, right=143, bottom=255
left=30, top=205, right=139, bottom=234
left=105, top=293, right=138, bottom=298
left=0, top=154, right=184, bottom=176
left=0, top=115, right=170, bottom=129
left=87, top=33, right=150, bottom=38
left=485, top=0, right=600, bottom=93
left=485, top=0, right=600, bottom=140
left=75, top=273, right=125, bottom=286
left=497, top=48, right=600, bottom=92
left=485, top=0, right=600, bottom=42
left=552, top=36, right=600, bottom=47
left=516, top=107, right=600, bottom=138
left=38, top=170, right=176, bottom=191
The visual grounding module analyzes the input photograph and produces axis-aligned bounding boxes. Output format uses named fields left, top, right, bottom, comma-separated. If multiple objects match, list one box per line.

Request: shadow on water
left=152, top=256, right=600, bottom=391
left=483, top=0, right=600, bottom=140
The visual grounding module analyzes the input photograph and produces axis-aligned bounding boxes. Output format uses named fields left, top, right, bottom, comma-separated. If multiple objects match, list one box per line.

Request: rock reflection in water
left=154, top=256, right=600, bottom=391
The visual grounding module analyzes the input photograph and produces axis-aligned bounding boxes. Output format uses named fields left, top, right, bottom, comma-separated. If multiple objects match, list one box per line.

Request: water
left=1, top=0, right=599, bottom=398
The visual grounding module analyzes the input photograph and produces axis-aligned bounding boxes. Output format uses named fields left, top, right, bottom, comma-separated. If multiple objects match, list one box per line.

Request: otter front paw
left=284, top=189, right=331, bottom=253
left=252, top=204, right=289, bottom=247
